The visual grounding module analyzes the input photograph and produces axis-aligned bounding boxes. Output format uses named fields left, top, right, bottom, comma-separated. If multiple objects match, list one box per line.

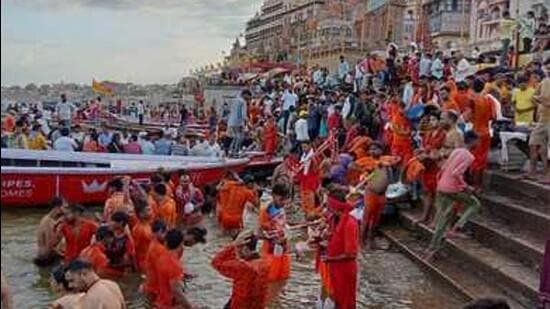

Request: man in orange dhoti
left=296, top=141, right=321, bottom=216
left=390, top=101, right=413, bottom=165
left=263, top=115, right=278, bottom=155
left=259, top=183, right=292, bottom=303
left=418, top=112, right=447, bottom=225
left=470, top=79, right=496, bottom=191
left=325, top=191, right=359, bottom=309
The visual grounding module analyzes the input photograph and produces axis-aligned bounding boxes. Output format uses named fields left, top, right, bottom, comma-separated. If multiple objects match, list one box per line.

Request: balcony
left=429, top=11, right=469, bottom=34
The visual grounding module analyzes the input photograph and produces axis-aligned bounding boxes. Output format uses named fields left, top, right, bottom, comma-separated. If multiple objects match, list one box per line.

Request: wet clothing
left=212, top=245, right=270, bottom=309
left=60, top=219, right=98, bottom=263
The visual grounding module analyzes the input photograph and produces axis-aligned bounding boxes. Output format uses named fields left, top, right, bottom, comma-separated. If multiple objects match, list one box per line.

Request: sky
left=1, top=0, right=260, bottom=86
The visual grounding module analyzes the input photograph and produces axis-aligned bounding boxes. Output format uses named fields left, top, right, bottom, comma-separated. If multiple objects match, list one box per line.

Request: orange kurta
left=80, top=243, right=123, bottom=277
left=390, top=109, right=413, bottom=165
left=131, top=221, right=153, bottom=272
left=348, top=136, right=372, bottom=159
left=471, top=94, right=495, bottom=172
left=421, top=128, right=447, bottom=193
left=217, top=181, right=257, bottom=230
left=143, top=239, right=168, bottom=299
left=452, top=89, right=473, bottom=113
left=154, top=251, right=184, bottom=308
left=156, top=198, right=177, bottom=228
left=263, top=120, right=278, bottom=154
left=60, top=219, right=98, bottom=263
left=441, top=98, right=460, bottom=113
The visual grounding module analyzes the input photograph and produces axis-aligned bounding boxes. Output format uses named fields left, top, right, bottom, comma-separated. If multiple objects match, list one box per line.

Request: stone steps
left=468, top=215, right=545, bottom=272
left=478, top=192, right=550, bottom=243
left=382, top=225, right=528, bottom=309
left=393, top=209, right=539, bottom=308
left=483, top=170, right=550, bottom=214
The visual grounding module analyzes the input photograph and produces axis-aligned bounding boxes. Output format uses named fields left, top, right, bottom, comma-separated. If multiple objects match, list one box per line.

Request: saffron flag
left=92, top=79, right=114, bottom=96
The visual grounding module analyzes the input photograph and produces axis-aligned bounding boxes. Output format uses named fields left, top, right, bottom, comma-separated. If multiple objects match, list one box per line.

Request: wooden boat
left=0, top=149, right=248, bottom=207
left=243, top=151, right=283, bottom=178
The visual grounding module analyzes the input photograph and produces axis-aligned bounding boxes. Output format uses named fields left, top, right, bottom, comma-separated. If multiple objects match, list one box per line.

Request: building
left=422, top=0, right=471, bottom=51
left=469, top=0, right=548, bottom=52
left=244, top=0, right=286, bottom=59
left=363, top=0, right=407, bottom=51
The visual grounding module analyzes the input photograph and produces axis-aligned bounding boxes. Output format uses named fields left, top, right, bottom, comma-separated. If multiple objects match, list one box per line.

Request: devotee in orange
left=296, top=141, right=321, bottom=216
left=212, top=230, right=269, bottom=309
left=153, top=183, right=177, bottom=228
left=154, top=229, right=194, bottom=309
left=347, top=126, right=371, bottom=159
left=418, top=111, right=447, bottom=225
left=452, top=81, right=473, bottom=113
left=79, top=226, right=123, bottom=278
left=131, top=200, right=154, bottom=272
left=359, top=142, right=390, bottom=250
left=470, top=78, right=496, bottom=191
left=142, top=219, right=168, bottom=301
left=440, top=86, right=460, bottom=113
left=389, top=100, right=413, bottom=165
left=103, top=177, right=133, bottom=222
left=2, top=109, right=16, bottom=133
left=263, top=115, right=278, bottom=155
left=325, top=190, right=359, bottom=309
left=216, top=173, right=258, bottom=231
left=106, top=211, right=136, bottom=273
left=59, top=204, right=98, bottom=263
left=259, top=183, right=292, bottom=303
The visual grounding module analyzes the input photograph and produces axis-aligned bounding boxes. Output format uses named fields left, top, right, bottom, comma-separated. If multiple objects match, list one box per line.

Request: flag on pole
left=92, top=79, right=114, bottom=96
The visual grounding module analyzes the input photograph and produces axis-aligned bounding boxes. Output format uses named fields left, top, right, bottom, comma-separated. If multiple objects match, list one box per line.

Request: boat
left=1, top=149, right=248, bottom=207
left=243, top=151, right=283, bottom=179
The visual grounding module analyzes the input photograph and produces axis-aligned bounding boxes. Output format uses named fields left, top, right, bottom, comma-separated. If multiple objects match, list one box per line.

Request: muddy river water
left=1, top=206, right=468, bottom=308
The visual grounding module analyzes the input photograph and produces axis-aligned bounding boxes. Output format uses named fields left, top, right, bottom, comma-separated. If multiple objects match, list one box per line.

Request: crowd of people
left=1, top=33, right=550, bottom=308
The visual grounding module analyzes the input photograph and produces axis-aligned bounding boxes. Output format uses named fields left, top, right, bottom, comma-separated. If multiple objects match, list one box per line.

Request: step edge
left=399, top=211, right=540, bottom=294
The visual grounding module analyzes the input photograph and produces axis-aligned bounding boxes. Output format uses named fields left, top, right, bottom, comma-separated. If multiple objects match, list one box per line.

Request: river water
left=1, top=206, right=468, bottom=308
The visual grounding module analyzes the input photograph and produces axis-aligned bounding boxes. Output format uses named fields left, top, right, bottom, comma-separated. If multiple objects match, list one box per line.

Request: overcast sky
left=1, top=0, right=260, bottom=86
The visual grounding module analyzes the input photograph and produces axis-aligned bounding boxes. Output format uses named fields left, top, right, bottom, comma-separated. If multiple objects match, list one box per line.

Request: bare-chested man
left=35, top=197, right=67, bottom=267
left=65, top=259, right=126, bottom=309
left=441, top=111, right=464, bottom=158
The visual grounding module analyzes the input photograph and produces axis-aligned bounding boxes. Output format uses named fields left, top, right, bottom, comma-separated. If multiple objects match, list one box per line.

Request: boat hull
left=1, top=158, right=247, bottom=208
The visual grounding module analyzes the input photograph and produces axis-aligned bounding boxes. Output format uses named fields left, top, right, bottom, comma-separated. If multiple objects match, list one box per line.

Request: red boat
left=1, top=149, right=248, bottom=207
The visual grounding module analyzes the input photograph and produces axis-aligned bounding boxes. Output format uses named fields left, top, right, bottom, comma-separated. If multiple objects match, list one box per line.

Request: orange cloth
left=212, top=245, right=270, bottom=309
left=2, top=114, right=15, bottom=133
left=143, top=239, right=168, bottom=299
left=421, top=128, right=446, bottom=193
left=217, top=181, right=257, bottom=230
left=60, top=219, right=98, bottom=263
left=263, top=119, right=277, bottom=154
left=348, top=136, right=372, bottom=159
left=441, top=98, right=460, bottom=113
left=471, top=94, right=495, bottom=172
left=131, top=221, right=153, bottom=272
left=156, top=197, right=177, bottom=228
left=103, top=192, right=131, bottom=222
left=403, top=157, right=426, bottom=183
left=154, top=251, right=184, bottom=308
left=80, top=243, right=123, bottom=277
left=300, top=189, right=318, bottom=216
left=259, top=205, right=291, bottom=282
left=249, top=103, right=260, bottom=126
left=363, top=191, right=386, bottom=227
left=390, top=109, right=413, bottom=164
left=452, top=89, right=473, bottom=113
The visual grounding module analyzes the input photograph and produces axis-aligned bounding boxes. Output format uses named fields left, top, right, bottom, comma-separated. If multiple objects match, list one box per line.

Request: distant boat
left=1, top=149, right=248, bottom=207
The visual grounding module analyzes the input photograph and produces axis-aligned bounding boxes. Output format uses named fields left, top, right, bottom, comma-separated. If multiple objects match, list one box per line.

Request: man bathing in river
left=35, top=196, right=66, bottom=267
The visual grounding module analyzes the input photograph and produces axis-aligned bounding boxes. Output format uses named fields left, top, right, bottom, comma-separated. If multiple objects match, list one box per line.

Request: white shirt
left=455, top=58, right=471, bottom=82
left=53, top=136, right=78, bottom=152
left=295, top=118, right=309, bottom=142
left=56, top=102, right=75, bottom=121
left=137, top=103, right=145, bottom=115
left=282, top=90, right=298, bottom=111
left=342, top=98, right=352, bottom=119
left=402, top=82, right=414, bottom=109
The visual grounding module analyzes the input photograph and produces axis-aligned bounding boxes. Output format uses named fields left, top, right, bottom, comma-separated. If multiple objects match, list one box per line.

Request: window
left=452, top=0, right=458, bottom=11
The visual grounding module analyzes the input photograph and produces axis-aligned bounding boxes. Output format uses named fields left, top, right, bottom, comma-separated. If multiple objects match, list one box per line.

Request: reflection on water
left=1, top=207, right=468, bottom=308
